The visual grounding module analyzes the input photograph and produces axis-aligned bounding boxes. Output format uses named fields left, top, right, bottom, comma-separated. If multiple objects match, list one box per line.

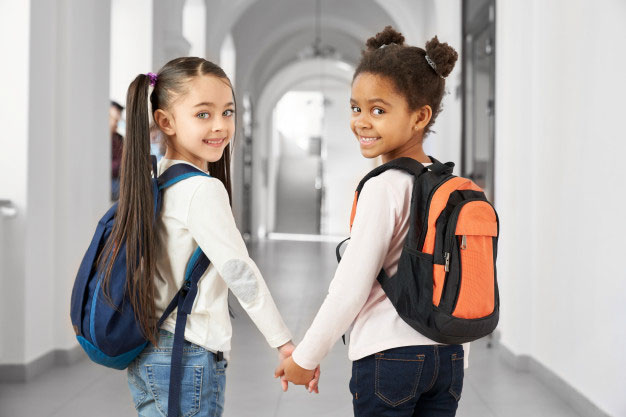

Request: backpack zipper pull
left=460, top=235, right=467, bottom=250
left=444, top=253, right=450, bottom=272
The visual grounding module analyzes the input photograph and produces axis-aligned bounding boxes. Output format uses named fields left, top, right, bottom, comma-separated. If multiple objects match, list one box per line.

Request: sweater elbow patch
left=221, top=259, right=259, bottom=303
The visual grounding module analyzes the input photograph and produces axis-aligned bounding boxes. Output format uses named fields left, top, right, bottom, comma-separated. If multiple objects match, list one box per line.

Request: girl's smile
left=202, top=137, right=228, bottom=147
left=358, top=136, right=381, bottom=146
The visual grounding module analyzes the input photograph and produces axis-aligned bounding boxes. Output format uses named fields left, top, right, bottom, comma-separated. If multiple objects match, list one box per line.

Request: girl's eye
left=223, top=109, right=235, bottom=117
left=197, top=112, right=210, bottom=119
left=372, top=108, right=385, bottom=115
left=351, top=105, right=361, bottom=113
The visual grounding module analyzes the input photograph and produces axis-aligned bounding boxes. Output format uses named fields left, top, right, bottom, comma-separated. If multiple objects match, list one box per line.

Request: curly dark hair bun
left=366, top=25, right=406, bottom=51
left=425, top=36, right=458, bottom=78
left=355, top=27, right=458, bottom=137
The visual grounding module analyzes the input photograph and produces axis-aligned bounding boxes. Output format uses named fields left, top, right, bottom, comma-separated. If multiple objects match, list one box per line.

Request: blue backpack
left=70, top=159, right=212, bottom=416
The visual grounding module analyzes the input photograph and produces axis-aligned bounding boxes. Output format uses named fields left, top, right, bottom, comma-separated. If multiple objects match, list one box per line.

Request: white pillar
left=110, top=0, right=153, bottom=104
left=153, top=0, right=191, bottom=69
left=0, top=0, right=30, bottom=366
left=0, top=0, right=111, bottom=374
left=49, top=0, right=112, bottom=357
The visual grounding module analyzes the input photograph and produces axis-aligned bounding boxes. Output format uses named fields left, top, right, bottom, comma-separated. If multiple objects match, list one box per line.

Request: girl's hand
left=274, top=357, right=316, bottom=391
left=308, top=365, right=321, bottom=394
left=276, top=341, right=296, bottom=391
left=277, top=341, right=295, bottom=361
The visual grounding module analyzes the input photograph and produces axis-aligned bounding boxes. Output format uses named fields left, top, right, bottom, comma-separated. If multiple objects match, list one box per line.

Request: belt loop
left=216, top=351, right=224, bottom=362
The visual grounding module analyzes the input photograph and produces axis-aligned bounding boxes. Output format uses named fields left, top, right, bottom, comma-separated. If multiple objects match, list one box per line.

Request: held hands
left=275, top=343, right=320, bottom=393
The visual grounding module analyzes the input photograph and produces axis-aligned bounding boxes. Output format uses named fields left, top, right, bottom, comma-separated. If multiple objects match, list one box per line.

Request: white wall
left=110, top=0, right=152, bottom=106
left=183, top=0, right=206, bottom=58
left=0, top=0, right=111, bottom=366
left=0, top=0, right=30, bottom=364
left=495, top=2, right=626, bottom=416
left=49, top=0, right=112, bottom=356
left=152, top=0, right=190, bottom=69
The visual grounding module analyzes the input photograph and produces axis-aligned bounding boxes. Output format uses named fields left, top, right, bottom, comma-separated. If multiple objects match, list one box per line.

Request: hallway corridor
left=0, top=241, right=584, bottom=417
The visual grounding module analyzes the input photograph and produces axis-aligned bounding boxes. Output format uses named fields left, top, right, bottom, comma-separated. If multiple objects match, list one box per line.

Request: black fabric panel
left=433, top=212, right=448, bottom=264
left=439, top=238, right=461, bottom=313
left=378, top=248, right=433, bottom=326
left=415, top=174, right=454, bottom=251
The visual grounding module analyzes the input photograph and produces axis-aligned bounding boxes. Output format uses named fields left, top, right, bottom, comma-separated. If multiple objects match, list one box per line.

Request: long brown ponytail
left=99, top=57, right=235, bottom=345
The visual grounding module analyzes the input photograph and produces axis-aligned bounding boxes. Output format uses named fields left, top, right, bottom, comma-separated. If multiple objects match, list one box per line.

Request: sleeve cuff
left=291, top=346, right=318, bottom=371
left=266, top=331, right=293, bottom=349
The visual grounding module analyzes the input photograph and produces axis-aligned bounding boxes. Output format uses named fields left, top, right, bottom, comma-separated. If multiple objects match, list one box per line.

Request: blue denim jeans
left=350, top=344, right=464, bottom=417
left=127, top=330, right=227, bottom=417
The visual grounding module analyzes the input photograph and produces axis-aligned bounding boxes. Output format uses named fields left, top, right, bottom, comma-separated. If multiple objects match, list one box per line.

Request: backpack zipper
left=444, top=237, right=466, bottom=272
left=443, top=199, right=480, bottom=261
left=451, top=237, right=463, bottom=313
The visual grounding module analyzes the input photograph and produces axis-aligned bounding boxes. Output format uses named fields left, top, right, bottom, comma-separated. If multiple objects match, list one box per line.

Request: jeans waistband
left=153, top=329, right=224, bottom=361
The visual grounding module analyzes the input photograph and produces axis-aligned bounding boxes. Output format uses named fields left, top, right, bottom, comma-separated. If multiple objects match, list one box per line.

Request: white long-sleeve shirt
left=155, top=158, right=292, bottom=355
left=292, top=168, right=469, bottom=369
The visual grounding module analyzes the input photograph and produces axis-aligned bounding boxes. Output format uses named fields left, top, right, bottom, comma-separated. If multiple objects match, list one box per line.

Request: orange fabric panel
left=433, top=264, right=446, bottom=306
left=349, top=191, right=359, bottom=231
left=457, top=180, right=483, bottom=192
left=422, top=178, right=475, bottom=254
left=455, top=202, right=498, bottom=236
left=452, top=236, right=495, bottom=319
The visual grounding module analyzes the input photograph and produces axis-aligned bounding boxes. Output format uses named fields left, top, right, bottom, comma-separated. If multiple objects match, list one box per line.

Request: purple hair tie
left=146, top=72, right=158, bottom=87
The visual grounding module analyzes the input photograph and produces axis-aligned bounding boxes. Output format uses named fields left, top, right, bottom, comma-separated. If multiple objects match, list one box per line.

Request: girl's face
left=350, top=72, right=430, bottom=163
left=156, top=75, right=235, bottom=170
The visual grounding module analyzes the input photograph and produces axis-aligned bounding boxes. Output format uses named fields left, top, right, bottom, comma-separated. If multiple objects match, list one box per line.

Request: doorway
left=462, top=0, right=496, bottom=201
left=273, top=91, right=325, bottom=235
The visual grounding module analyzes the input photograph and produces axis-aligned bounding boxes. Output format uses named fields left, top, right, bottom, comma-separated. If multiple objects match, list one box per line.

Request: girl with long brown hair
left=103, top=57, right=302, bottom=417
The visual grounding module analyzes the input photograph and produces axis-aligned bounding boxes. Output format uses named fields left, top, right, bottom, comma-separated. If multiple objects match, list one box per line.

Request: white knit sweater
left=155, top=158, right=292, bottom=356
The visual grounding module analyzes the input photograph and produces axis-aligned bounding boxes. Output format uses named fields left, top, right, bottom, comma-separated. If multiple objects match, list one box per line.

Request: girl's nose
left=354, top=115, right=371, bottom=130
left=212, top=117, right=226, bottom=132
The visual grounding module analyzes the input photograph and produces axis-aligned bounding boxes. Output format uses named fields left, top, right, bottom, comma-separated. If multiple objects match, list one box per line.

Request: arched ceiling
left=207, top=0, right=402, bottom=99
left=203, top=0, right=438, bottom=105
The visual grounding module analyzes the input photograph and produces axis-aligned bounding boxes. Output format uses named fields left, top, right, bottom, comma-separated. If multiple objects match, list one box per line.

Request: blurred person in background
left=110, top=100, right=124, bottom=201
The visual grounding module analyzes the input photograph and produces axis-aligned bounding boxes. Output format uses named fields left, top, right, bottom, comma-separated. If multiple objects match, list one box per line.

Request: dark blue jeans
left=349, top=344, right=464, bottom=417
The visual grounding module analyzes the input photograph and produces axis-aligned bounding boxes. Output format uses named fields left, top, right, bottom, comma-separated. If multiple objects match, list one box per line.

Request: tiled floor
left=0, top=240, right=585, bottom=417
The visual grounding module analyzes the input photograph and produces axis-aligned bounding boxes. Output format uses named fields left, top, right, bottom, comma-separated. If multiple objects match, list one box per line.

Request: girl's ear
left=412, top=105, right=433, bottom=132
left=154, top=109, right=176, bottom=136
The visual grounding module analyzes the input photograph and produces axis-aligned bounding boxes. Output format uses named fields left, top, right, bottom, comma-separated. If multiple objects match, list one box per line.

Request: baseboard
left=526, top=357, right=611, bottom=417
left=496, top=341, right=531, bottom=372
left=494, top=335, right=611, bottom=417
left=0, top=344, right=86, bottom=382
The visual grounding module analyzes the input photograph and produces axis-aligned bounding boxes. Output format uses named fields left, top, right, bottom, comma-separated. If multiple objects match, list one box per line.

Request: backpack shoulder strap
left=427, top=156, right=455, bottom=176
left=157, top=163, right=211, bottom=190
left=354, top=157, right=426, bottom=194
left=354, top=156, right=453, bottom=195
left=350, top=157, right=444, bottom=229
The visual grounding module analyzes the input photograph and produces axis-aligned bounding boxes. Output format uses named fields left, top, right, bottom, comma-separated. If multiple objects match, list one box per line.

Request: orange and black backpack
left=338, top=156, right=500, bottom=344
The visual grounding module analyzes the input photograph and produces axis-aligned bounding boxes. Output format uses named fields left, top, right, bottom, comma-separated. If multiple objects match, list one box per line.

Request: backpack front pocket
left=440, top=200, right=498, bottom=319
